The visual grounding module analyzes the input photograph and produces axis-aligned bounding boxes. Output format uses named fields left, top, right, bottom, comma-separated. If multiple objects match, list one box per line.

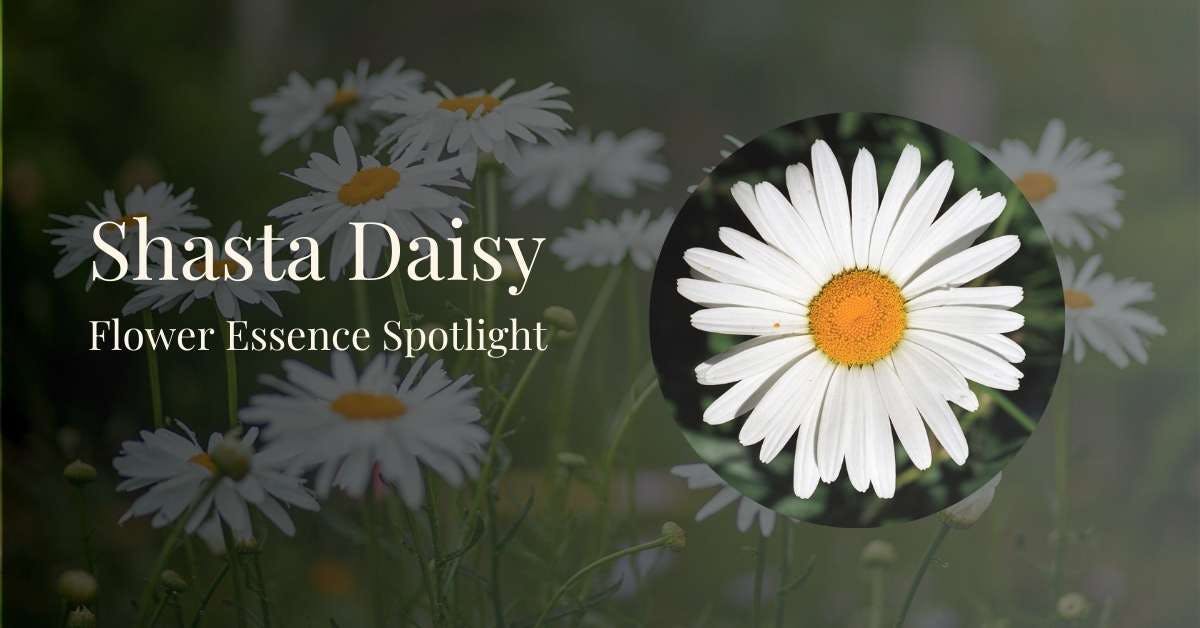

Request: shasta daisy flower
left=374, top=79, right=571, bottom=179
left=251, top=58, right=424, bottom=154
left=47, top=183, right=210, bottom=288
left=982, top=119, right=1122, bottom=249
left=1060, top=255, right=1164, bottom=367
left=114, top=421, right=319, bottom=541
left=551, top=208, right=675, bottom=271
left=241, top=352, right=485, bottom=507
left=671, top=463, right=776, bottom=536
left=679, top=141, right=1026, bottom=499
left=270, top=126, right=468, bottom=280
left=938, top=471, right=1001, bottom=528
left=508, top=128, right=669, bottom=208
left=121, top=222, right=299, bottom=320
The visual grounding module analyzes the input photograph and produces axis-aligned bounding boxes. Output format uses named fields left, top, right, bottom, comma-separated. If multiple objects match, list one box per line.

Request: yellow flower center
left=330, top=391, right=408, bottom=421
left=1015, top=170, right=1057, bottom=202
left=189, top=452, right=217, bottom=474
left=326, top=88, right=360, bottom=113
left=337, top=167, right=401, bottom=206
left=102, top=213, right=148, bottom=232
left=808, top=270, right=907, bottom=366
left=437, top=94, right=501, bottom=115
left=1064, top=288, right=1095, bottom=309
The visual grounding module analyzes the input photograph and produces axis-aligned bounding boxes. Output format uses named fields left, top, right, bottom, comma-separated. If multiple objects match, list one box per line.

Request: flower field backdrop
left=3, top=2, right=1197, bottom=627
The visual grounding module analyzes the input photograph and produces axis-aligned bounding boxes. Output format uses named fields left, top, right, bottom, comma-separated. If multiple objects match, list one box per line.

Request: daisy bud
left=160, top=569, right=188, bottom=593
left=938, top=473, right=1001, bottom=529
left=859, top=539, right=897, bottom=569
left=542, top=306, right=577, bottom=333
left=63, top=460, right=97, bottom=486
left=210, top=434, right=253, bottom=481
left=1056, top=592, right=1091, bottom=620
left=66, top=607, right=96, bottom=628
left=57, top=569, right=98, bottom=604
left=661, top=521, right=686, bottom=552
left=556, top=452, right=587, bottom=469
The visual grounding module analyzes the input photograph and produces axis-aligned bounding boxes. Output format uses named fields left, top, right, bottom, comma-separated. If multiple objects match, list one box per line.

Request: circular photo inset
left=650, top=113, right=1064, bottom=527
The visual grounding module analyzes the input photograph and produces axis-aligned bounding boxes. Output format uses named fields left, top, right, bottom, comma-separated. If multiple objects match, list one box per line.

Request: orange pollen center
left=1064, top=288, right=1095, bottom=309
left=189, top=258, right=242, bottom=278
left=189, top=452, right=217, bottom=474
left=326, top=88, right=360, bottom=113
left=102, top=213, right=148, bottom=232
left=338, top=167, right=401, bottom=206
left=1015, top=170, right=1057, bottom=202
left=330, top=391, right=408, bottom=421
left=808, top=270, right=907, bottom=366
left=437, top=94, right=501, bottom=115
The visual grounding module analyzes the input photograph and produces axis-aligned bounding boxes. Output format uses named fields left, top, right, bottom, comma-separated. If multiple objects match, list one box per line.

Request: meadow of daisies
left=6, top=8, right=1191, bottom=626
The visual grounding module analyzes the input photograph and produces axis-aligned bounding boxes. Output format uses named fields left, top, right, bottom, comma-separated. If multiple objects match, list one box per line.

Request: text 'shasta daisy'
left=679, top=141, right=1026, bottom=499
left=242, top=352, right=485, bottom=507
left=374, top=79, right=572, bottom=178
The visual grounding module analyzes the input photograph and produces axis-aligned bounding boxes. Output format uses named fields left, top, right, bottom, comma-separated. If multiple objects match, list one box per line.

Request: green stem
left=774, top=525, right=794, bottom=628
left=134, top=480, right=217, bottom=628
left=868, top=567, right=886, bottom=628
left=390, top=497, right=438, bottom=618
left=482, top=166, right=500, bottom=390
left=251, top=552, right=272, bottom=628
left=624, top=261, right=640, bottom=377
left=531, top=536, right=671, bottom=628
left=188, top=562, right=230, bottom=628
left=486, top=492, right=506, bottom=628
left=894, top=523, right=952, bottom=628
left=388, top=271, right=412, bottom=328
left=552, top=265, right=624, bottom=456
left=215, top=312, right=238, bottom=429
left=219, top=520, right=248, bottom=628
left=143, top=310, right=165, bottom=428
left=752, top=534, right=767, bottom=628
left=984, top=389, right=1037, bottom=432
left=72, top=486, right=96, bottom=575
left=363, top=500, right=385, bottom=628
left=1051, top=405, right=1069, bottom=605
left=422, top=475, right=446, bottom=627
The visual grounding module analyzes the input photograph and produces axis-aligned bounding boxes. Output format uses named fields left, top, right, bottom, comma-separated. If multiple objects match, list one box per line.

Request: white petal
left=718, top=228, right=820, bottom=300
left=863, top=374, right=896, bottom=498
left=908, top=306, right=1025, bottom=335
left=907, top=286, right=1024, bottom=310
left=811, top=141, right=854, bottom=269
left=902, top=236, right=1020, bottom=299
left=891, top=346, right=969, bottom=464
left=842, top=367, right=871, bottom=492
left=880, top=160, right=953, bottom=271
left=739, top=351, right=828, bottom=449
left=754, top=181, right=839, bottom=282
left=868, top=145, right=921, bottom=268
left=905, top=329, right=1023, bottom=390
left=850, top=149, right=879, bottom=268
left=691, top=307, right=808, bottom=336
left=816, top=366, right=850, bottom=482
left=871, top=362, right=932, bottom=469
left=698, top=335, right=815, bottom=386
left=702, top=368, right=776, bottom=425
left=677, top=278, right=807, bottom=315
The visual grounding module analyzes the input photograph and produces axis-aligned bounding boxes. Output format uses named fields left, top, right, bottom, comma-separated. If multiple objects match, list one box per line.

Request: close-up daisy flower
left=46, top=183, right=210, bottom=288
left=678, top=140, right=1026, bottom=499
left=251, top=58, right=424, bottom=155
left=373, top=79, right=572, bottom=179
left=981, top=119, right=1122, bottom=250
left=551, top=208, right=675, bottom=271
left=270, top=126, right=469, bottom=280
left=241, top=352, right=485, bottom=507
left=670, top=463, right=777, bottom=536
left=507, top=128, right=669, bottom=209
left=121, top=221, right=299, bottom=320
left=114, top=421, right=319, bottom=542
left=1060, top=255, right=1165, bottom=367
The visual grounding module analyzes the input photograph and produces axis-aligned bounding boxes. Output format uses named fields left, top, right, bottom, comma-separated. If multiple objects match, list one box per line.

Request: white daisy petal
left=850, top=148, right=880, bottom=268
left=902, top=235, right=1020, bottom=299
left=811, top=141, right=855, bottom=269
left=868, top=145, right=922, bottom=268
